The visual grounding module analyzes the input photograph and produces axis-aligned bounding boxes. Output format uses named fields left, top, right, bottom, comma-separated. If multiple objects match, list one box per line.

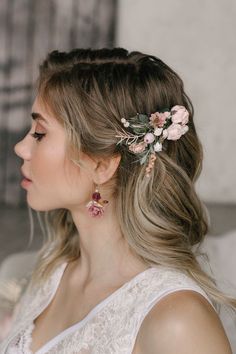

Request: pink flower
left=171, top=105, right=189, bottom=125
left=129, top=141, right=147, bottom=154
left=166, top=123, right=184, bottom=140
left=144, top=133, right=155, bottom=144
left=149, top=111, right=170, bottom=128
left=182, top=125, right=189, bottom=134
left=87, top=203, right=104, bottom=217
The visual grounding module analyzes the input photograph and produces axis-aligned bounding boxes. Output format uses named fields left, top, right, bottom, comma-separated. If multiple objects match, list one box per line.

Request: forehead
left=32, top=96, right=49, bottom=115
left=31, top=97, right=57, bottom=126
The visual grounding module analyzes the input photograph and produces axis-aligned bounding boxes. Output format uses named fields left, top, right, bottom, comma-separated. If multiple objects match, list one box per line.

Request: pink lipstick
left=20, top=168, right=32, bottom=188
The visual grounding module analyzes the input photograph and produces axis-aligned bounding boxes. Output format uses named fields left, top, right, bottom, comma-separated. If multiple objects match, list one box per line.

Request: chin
left=26, top=197, right=60, bottom=212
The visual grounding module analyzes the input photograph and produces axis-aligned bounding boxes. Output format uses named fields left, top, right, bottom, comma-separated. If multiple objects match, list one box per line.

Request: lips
left=21, top=168, right=32, bottom=181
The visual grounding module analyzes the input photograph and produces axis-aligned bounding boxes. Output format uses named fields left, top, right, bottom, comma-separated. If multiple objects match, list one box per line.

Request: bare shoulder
left=136, top=290, right=232, bottom=354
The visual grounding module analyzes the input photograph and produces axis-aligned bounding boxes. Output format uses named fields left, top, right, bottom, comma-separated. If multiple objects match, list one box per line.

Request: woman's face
left=14, top=97, right=92, bottom=211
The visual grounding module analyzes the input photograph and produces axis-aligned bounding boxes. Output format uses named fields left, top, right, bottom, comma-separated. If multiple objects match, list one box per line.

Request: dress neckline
left=32, top=262, right=158, bottom=354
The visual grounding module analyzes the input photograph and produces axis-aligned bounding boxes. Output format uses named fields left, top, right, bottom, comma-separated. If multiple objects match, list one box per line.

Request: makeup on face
left=21, top=178, right=32, bottom=189
left=18, top=112, right=49, bottom=189
left=20, top=166, right=32, bottom=188
left=29, top=112, right=48, bottom=142
left=15, top=100, right=77, bottom=211
left=31, top=112, right=50, bottom=126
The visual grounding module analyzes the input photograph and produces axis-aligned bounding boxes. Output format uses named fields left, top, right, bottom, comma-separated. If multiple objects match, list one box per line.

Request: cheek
left=27, top=138, right=93, bottom=210
left=26, top=145, right=71, bottom=210
left=31, top=143, right=67, bottom=185
left=62, top=159, right=91, bottom=203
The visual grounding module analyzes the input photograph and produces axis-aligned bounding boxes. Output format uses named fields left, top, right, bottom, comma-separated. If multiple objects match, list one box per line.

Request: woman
left=1, top=47, right=235, bottom=353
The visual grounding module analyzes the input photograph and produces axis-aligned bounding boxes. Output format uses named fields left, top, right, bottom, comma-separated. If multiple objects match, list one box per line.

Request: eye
left=30, top=132, right=46, bottom=141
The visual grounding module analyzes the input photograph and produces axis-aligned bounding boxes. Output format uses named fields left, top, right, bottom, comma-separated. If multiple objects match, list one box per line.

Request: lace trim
left=4, top=264, right=215, bottom=354
left=6, top=322, right=35, bottom=354
left=3, top=263, right=67, bottom=354
left=6, top=265, right=157, bottom=354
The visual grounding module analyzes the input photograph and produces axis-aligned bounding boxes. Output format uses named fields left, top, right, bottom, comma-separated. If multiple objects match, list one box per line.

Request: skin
left=14, top=95, right=149, bottom=286
left=133, top=290, right=233, bottom=354
left=14, top=96, right=232, bottom=353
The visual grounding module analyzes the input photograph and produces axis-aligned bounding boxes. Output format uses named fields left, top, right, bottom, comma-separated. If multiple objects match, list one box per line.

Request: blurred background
left=0, top=0, right=235, bottom=349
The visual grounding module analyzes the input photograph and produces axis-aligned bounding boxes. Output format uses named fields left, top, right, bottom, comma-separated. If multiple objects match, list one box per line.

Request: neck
left=69, top=199, right=147, bottom=284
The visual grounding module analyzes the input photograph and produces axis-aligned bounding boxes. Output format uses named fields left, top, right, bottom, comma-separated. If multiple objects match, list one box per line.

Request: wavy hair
left=27, top=47, right=236, bottom=311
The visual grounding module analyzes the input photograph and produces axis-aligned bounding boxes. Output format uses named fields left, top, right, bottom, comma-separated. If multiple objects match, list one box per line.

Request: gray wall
left=116, top=0, right=236, bottom=203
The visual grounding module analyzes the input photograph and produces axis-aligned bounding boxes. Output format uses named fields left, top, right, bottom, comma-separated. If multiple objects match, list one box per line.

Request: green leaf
left=132, top=127, right=145, bottom=134
left=140, top=154, right=147, bottom=164
left=138, top=114, right=149, bottom=123
left=159, top=107, right=170, bottom=113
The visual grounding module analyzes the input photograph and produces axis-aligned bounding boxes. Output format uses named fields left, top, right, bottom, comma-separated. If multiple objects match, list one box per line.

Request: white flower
left=121, top=118, right=126, bottom=123
left=124, top=122, right=130, bottom=127
left=154, top=141, right=162, bottom=152
left=154, top=127, right=163, bottom=136
left=144, top=132, right=155, bottom=144
left=162, top=129, right=168, bottom=139
left=166, top=123, right=183, bottom=140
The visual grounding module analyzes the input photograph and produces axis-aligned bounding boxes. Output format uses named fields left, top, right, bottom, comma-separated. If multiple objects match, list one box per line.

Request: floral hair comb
left=115, top=105, right=189, bottom=177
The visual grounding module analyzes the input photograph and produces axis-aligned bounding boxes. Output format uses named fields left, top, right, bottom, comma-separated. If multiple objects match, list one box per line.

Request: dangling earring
left=86, top=185, right=109, bottom=217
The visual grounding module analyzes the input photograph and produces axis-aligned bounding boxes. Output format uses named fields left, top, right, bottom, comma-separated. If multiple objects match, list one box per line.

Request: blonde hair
left=28, top=48, right=235, bottom=311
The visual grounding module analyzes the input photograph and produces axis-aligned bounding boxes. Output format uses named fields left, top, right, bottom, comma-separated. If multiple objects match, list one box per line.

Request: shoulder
left=137, top=290, right=232, bottom=354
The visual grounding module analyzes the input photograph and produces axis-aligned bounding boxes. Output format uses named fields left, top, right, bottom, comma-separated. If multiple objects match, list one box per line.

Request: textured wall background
left=116, top=0, right=236, bottom=203
left=0, top=0, right=117, bottom=206
left=1, top=0, right=236, bottom=204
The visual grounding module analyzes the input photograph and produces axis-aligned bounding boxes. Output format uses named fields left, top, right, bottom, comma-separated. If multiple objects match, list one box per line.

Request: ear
left=91, top=154, right=122, bottom=185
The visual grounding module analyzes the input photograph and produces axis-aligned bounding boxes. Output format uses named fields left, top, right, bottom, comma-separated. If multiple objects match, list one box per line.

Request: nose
left=14, top=133, right=31, bottom=161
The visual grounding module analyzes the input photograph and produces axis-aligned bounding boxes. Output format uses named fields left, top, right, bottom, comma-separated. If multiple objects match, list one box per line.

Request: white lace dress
left=1, top=262, right=215, bottom=354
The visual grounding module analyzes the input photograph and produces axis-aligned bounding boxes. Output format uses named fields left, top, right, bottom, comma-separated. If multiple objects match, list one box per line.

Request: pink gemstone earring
left=86, top=185, right=109, bottom=217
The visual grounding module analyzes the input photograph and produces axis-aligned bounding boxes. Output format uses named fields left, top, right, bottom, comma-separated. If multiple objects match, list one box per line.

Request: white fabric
left=1, top=262, right=214, bottom=354
left=0, top=252, right=37, bottom=283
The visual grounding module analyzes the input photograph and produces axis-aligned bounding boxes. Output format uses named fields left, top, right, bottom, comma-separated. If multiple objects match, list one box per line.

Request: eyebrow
left=31, top=112, right=49, bottom=125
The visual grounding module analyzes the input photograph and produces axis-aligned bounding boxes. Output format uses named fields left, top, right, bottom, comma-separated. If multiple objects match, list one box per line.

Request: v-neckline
left=31, top=262, right=157, bottom=354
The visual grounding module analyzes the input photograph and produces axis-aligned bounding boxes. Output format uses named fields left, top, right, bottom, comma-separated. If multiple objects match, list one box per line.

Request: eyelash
left=30, top=132, right=46, bottom=141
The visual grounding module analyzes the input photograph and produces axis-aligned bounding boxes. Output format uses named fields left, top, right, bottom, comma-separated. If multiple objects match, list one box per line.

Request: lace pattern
left=2, top=264, right=214, bottom=354
left=2, top=263, right=67, bottom=354
left=7, top=323, right=35, bottom=354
